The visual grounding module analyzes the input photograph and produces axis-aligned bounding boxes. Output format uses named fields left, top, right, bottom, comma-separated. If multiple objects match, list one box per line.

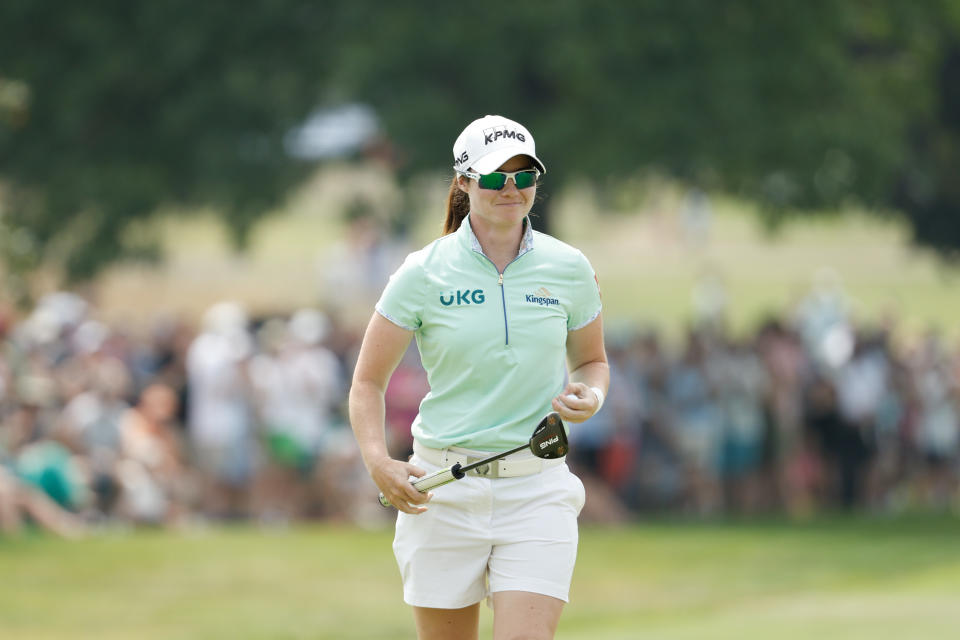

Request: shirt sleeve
left=567, top=251, right=603, bottom=331
left=375, top=252, right=425, bottom=331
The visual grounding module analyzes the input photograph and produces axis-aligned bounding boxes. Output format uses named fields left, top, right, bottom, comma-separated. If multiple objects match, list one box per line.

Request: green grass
left=2, top=516, right=959, bottom=639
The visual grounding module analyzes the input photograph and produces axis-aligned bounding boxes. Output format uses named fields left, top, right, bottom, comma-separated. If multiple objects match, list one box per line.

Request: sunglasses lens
left=473, top=170, right=539, bottom=190
left=514, top=171, right=538, bottom=189
left=478, top=173, right=507, bottom=190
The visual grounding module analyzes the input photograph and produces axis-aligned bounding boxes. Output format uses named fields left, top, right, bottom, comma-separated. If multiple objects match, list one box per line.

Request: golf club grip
left=378, top=464, right=463, bottom=508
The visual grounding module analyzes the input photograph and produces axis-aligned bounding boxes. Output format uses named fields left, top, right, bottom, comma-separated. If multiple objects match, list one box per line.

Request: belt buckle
left=467, top=456, right=499, bottom=478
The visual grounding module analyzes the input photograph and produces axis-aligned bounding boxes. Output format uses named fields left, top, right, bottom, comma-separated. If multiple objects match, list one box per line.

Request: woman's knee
left=413, top=603, right=480, bottom=640
left=492, top=591, right=564, bottom=640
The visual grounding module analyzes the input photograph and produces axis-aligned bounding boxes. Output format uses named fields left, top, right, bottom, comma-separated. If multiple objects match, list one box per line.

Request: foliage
left=1, top=1, right=959, bottom=297
left=341, top=2, right=956, bottom=237
left=0, top=1, right=333, bottom=290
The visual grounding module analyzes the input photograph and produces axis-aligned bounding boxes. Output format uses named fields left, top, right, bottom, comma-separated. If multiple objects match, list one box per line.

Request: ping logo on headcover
left=483, top=126, right=526, bottom=145
left=440, top=289, right=486, bottom=306
left=525, top=287, right=559, bottom=306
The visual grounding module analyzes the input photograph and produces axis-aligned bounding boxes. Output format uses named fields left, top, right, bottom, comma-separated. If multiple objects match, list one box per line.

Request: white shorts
left=392, top=450, right=586, bottom=609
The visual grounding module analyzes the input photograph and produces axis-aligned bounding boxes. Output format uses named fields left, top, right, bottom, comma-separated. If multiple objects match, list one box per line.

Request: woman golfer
left=349, top=114, right=609, bottom=640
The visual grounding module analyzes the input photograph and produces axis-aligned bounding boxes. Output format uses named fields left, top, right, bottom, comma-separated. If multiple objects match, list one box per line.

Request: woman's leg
left=492, top=591, right=564, bottom=640
left=16, top=481, right=86, bottom=538
left=413, top=604, right=480, bottom=640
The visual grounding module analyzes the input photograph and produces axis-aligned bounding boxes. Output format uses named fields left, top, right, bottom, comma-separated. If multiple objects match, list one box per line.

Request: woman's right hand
left=371, top=456, right=432, bottom=514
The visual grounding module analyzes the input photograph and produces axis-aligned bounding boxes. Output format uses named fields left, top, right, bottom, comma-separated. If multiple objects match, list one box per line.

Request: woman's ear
left=456, top=174, right=470, bottom=194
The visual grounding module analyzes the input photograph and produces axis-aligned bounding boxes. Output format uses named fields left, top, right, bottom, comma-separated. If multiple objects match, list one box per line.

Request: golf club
left=379, top=411, right=568, bottom=508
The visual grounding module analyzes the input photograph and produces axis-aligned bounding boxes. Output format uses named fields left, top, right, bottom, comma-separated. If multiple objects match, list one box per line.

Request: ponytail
left=442, top=176, right=470, bottom=236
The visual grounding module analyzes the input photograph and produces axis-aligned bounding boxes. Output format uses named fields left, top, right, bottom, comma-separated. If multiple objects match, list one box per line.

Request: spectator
left=0, top=465, right=86, bottom=538
left=117, top=383, right=195, bottom=526
left=910, top=331, right=960, bottom=508
left=2, top=287, right=959, bottom=528
left=757, top=319, right=810, bottom=513
left=55, top=354, right=131, bottom=519
left=626, top=331, right=686, bottom=511
left=249, top=309, right=343, bottom=523
left=713, top=336, right=769, bottom=514
left=667, top=330, right=724, bottom=514
left=832, top=332, right=887, bottom=507
left=185, top=302, right=255, bottom=520
left=794, top=267, right=854, bottom=371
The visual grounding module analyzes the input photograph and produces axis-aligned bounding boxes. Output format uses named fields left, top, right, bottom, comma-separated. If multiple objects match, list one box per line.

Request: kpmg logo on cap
left=483, top=126, right=526, bottom=146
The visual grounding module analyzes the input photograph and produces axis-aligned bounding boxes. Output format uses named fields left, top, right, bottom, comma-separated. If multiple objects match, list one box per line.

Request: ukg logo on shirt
left=525, top=287, right=559, bottom=306
left=440, top=289, right=485, bottom=306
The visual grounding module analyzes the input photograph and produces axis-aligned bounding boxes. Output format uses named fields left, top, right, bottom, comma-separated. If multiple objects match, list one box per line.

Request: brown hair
left=442, top=175, right=470, bottom=236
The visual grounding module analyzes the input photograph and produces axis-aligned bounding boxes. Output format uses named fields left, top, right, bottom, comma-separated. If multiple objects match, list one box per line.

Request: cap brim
left=471, top=148, right=546, bottom=175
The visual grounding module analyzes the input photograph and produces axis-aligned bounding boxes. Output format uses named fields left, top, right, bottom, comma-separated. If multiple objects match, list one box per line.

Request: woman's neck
left=470, top=215, right=524, bottom=273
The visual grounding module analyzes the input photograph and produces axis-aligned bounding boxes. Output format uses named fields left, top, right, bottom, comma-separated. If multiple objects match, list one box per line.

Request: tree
left=2, top=1, right=959, bottom=304
left=0, top=1, right=338, bottom=296
left=334, top=2, right=956, bottom=235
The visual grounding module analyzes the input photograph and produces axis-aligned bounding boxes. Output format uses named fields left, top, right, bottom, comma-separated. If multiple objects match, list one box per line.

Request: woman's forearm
left=348, top=380, right=392, bottom=472
left=568, top=360, right=610, bottom=396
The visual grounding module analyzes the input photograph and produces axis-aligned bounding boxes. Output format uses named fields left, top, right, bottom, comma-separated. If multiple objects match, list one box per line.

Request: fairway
left=2, top=517, right=958, bottom=639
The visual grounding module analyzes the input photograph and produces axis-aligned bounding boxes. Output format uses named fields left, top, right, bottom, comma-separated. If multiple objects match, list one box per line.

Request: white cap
left=202, top=301, right=248, bottom=336
left=288, top=308, right=330, bottom=346
left=452, top=115, right=546, bottom=175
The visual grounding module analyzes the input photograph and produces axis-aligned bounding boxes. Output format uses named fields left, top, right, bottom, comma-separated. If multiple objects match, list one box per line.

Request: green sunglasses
left=458, top=168, right=540, bottom=190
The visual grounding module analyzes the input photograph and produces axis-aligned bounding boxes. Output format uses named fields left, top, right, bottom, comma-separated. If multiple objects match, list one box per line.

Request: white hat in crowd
left=452, top=115, right=546, bottom=175
left=289, top=308, right=330, bottom=346
left=202, top=301, right=248, bottom=336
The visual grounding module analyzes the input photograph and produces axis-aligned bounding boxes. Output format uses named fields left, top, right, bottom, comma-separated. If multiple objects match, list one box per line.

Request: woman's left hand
left=551, top=383, right=600, bottom=424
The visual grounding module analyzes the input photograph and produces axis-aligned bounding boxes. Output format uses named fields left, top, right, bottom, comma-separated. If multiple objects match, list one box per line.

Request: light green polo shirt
left=376, top=214, right=602, bottom=451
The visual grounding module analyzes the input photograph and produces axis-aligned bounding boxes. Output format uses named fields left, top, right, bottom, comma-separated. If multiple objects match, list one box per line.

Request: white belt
left=413, top=440, right=564, bottom=478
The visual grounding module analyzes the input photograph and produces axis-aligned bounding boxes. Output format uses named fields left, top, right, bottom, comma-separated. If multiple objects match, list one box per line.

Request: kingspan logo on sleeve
left=525, top=287, right=560, bottom=306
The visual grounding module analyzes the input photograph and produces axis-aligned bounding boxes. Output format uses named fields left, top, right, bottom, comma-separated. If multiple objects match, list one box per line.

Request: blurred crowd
left=0, top=293, right=385, bottom=536
left=1, top=281, right=959, bottom=537
left=575, top=281, right=960, bottom=522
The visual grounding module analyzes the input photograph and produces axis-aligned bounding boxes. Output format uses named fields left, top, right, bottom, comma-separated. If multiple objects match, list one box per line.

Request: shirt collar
left=458, top=214, right=535, bottom=259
